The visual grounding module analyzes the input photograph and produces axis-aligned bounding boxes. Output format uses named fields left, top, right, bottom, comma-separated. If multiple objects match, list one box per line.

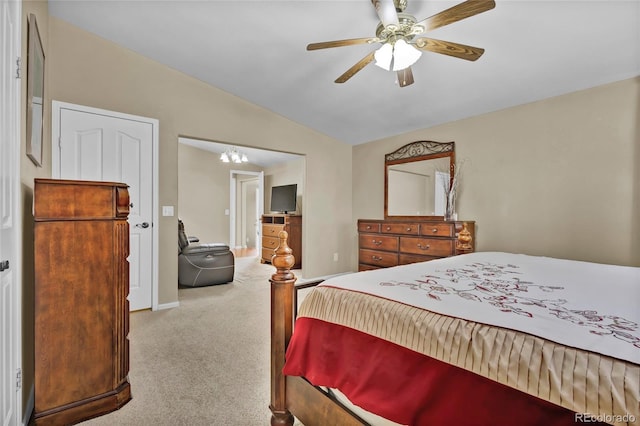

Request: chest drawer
left=358, top=222, right=381, bottom=233
left=261, top=247, right=276, bottom=263
left=263, top=224, right=284, bottom=238
left=399, top=237, right=453, bottom=257
left=359, top=249, right=398, bottom=268
left=381, top=223, right=420, bottom=235
left=359, top=234, right=398, bottom=252
left=399, top=253, right=439, bottom=265
left=420, top=223, right=454, bottom=237
left=262, top=235, right=279, bottom=250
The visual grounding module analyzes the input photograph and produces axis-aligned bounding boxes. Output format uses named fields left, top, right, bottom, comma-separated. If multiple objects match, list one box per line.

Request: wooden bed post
left=269, top=231, right=296, bottom=426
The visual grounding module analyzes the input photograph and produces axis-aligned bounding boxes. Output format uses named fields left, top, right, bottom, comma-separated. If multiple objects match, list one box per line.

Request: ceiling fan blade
left=371, top=0, right=399, bottom=27
left=307, top=37, right=378, bottom=51
left=415, top=0, right=495, bottom=33
left=414, top=37, right=485, bottom=61
left=335, top=52, right=376, bottom=83
left=397, top=68, right=414, bottom=87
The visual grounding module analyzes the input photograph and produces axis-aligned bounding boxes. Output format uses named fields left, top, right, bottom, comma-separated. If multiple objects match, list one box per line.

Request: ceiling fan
left=307, top=0, right=496, bottom=87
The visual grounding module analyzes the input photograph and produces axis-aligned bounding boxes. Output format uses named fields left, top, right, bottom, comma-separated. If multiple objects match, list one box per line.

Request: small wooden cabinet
left=261, top=214, right=302, bottom=269
left=358, top=219, right=475, bottom=271
left=33, top=179, right=132, bottom=425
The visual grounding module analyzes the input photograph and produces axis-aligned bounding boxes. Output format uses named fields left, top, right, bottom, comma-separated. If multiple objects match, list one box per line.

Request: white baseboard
left=156, top=301, right=179, bottom=310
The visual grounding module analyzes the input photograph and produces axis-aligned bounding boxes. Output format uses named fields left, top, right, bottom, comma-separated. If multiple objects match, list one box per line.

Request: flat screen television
left=270, top=184, right=297, bottom=214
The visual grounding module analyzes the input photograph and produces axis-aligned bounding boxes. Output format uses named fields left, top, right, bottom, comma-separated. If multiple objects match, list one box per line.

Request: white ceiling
left=48, top=1, right=640, bottom=146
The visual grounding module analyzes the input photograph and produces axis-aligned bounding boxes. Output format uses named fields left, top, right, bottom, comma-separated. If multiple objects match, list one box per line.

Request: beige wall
left=264, top=157, right=305, bottom=215
left=353, top=77, right=640, bottom=267
left=48, top=17, right=354, bottom=308
left=178, top=142, right=263, bottom=245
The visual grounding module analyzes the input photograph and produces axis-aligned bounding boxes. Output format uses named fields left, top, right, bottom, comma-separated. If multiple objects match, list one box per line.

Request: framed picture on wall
left=26, top=13, right=45, bottom=167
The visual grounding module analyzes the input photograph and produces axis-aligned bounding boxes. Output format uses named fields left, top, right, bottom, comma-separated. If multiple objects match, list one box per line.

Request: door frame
left=51, top=101, right=160, bottom=310
left=229, top=170, right=263, bottom=249
left=1, top=0, right=22, bottom=423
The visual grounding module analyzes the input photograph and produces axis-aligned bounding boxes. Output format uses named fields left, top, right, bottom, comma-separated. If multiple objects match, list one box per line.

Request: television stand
left=261, top=214, right=302, bottom=268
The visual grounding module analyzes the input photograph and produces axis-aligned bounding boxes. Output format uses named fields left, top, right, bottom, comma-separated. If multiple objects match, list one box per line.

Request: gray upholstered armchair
left=178, top=220, right=234, bottom=287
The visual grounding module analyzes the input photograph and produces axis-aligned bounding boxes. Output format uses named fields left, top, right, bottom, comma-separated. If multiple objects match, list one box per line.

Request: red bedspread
left=284, top=317, right=606, bottom=426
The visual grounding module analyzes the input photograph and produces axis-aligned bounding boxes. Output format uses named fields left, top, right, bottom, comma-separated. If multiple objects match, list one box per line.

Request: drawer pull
left=386, top=226, right=391, bottom=231
left=372, top=255, right=383, bottom=261
left=406, top=227, right=412, bottom=231
left=417, top=243, right=430, bottom=250
left=432, top=228, right=438, bottom=233
left=366, top=225, right=372, bottom=230
left=372, top=239, right=382, bottom=246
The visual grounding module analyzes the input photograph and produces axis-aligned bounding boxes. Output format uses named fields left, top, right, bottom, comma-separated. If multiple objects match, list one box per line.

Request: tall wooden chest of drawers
left=358, top=219, right=475, bottom=271
left=261, top=214, right=302, bottom=269
left=33, top=178, right=132, bottom=425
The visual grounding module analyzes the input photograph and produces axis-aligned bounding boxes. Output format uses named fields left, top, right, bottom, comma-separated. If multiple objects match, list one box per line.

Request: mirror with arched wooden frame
left=384, top=140, right=455, bottom=219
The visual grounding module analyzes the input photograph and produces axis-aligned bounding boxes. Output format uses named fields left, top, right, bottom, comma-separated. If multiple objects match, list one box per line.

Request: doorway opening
left=230, top=170, right=264, bottom=258
left=177, top=137, right=305, bottom=264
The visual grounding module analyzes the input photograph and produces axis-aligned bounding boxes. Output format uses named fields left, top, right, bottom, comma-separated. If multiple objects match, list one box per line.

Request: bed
left=268, top=232, right=639, bottom=426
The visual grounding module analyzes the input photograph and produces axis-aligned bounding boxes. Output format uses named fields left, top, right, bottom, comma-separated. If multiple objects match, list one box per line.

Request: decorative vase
left=444, top=190, right=456, bottom=221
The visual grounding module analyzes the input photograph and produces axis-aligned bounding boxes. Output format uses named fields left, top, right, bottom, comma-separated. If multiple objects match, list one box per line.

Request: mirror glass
left=387, top=157, right=451, bottom=216
left=384, top=141, right=455, bottom=219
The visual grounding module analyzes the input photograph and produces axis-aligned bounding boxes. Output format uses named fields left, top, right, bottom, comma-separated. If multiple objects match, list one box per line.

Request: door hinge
left=15, top=57, right=21, bottom=79
left=16, top=368, right=22, bottom=390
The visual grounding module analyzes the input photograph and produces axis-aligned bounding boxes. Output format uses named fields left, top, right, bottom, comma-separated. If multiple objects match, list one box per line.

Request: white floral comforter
left=320, top=251, right=640, bottom=364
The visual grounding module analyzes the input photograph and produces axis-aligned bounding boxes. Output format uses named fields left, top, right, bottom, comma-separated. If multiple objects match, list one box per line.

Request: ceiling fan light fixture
left=374, top=42, right=393, bottom=70
left=374, top=39, right=422, bottom=71
left=392, top=39, right=421, bottom=71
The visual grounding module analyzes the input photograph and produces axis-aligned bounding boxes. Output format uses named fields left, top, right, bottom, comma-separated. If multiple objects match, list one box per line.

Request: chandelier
left=220, top=147, right=248, bottom=164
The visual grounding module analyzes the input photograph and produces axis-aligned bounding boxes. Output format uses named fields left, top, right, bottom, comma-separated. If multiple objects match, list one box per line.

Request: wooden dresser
left=261, top=214, right=302, bottom=269
left=358, top=219, right=475, bottom=271
left=33, top=179, right=132, bottom=425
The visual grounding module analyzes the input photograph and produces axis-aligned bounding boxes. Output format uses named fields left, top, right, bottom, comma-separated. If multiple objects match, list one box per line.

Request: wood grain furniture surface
left=261, top=214, right=302, bottom=269
left=358, top=218, right=475, bottom=271
left=33, top=178, right=131, bottom=425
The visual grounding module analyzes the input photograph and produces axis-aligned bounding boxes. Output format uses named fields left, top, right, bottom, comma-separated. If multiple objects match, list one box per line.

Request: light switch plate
left=162, top=206, right=174, bottom=217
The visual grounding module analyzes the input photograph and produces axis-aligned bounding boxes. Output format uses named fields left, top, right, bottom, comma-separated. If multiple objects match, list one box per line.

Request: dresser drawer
left=358, top=264, right=382, bottom=272
left=359, top=249, right=398, bottom=268
left=399, top=237, right=453, bottom=257
left=358, top=221, right=381, bottom=233
left=359, top=234, right=398, bottom=251
left=262, top=235, right=280, bottom=250
left=420, top=222, right=455, bottom=237
left=399, top=253, right=440, bottom=265
left=261, top=247, right=276, bottom=263
left=381, top=223, right=420, bottom=235
left=263, top=224, right=284, bottom=238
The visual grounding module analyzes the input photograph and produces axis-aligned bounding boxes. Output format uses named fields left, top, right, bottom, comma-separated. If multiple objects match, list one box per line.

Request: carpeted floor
left=81, top=256, right=299, bottom=426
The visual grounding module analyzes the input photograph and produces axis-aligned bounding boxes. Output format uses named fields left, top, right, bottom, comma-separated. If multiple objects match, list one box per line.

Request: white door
left=0, top=0, right=21, bottom=424
left=53, top=102, right=156, bottom=311
left=229, top=170, right=263, bottom=249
